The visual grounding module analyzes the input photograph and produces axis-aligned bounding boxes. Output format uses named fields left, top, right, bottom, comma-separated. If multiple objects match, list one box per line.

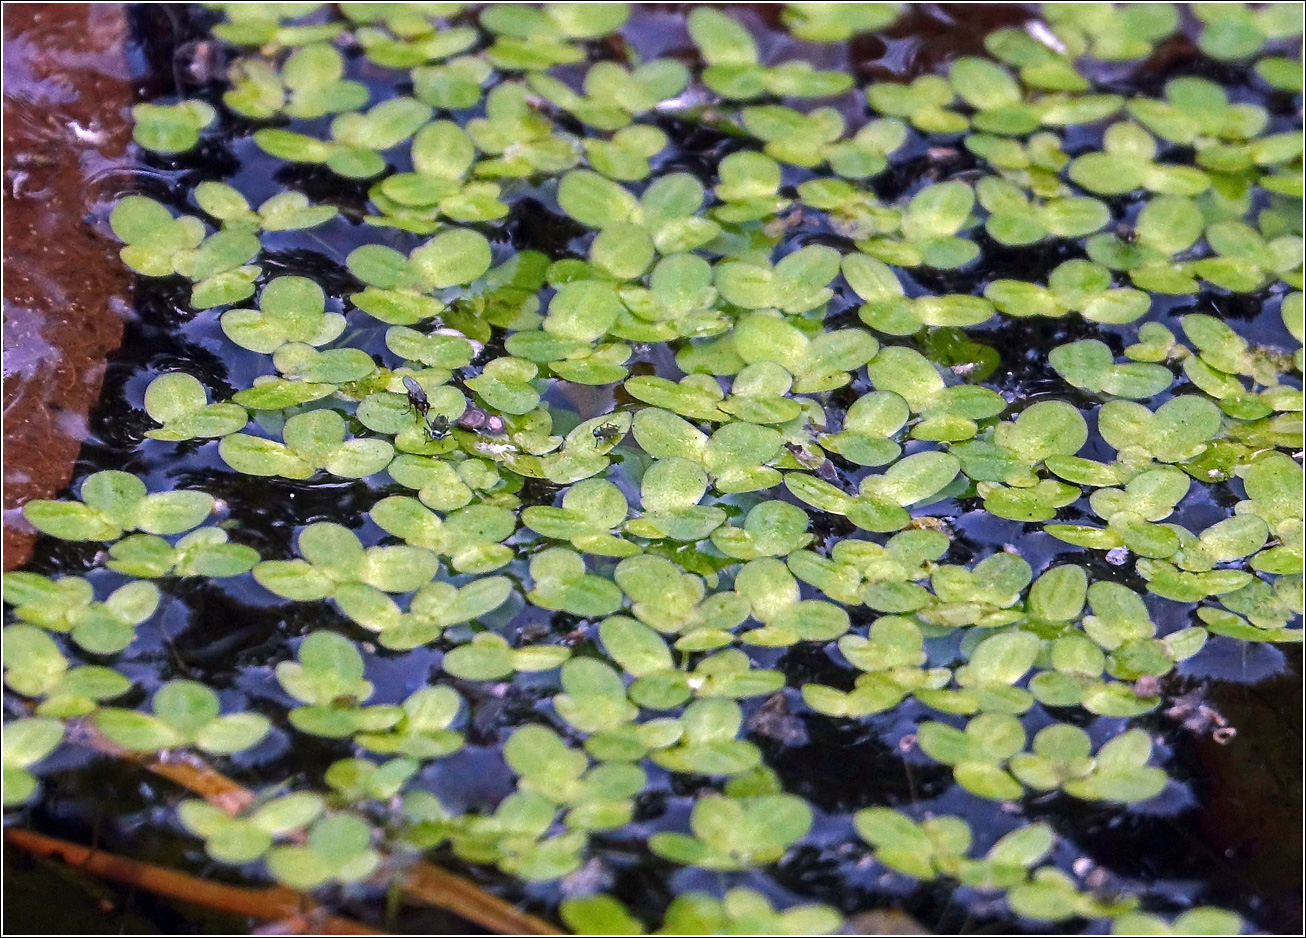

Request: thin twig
left=4, top=828, right=379, bottom=935
left=64, top=718, right=562, bottom=935
left=400, top=861, right=558, bottom=936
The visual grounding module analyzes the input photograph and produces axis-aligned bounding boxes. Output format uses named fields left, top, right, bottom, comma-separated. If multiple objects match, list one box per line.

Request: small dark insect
left=519, top=622, right=550, bottom=643
left=786, top=441, right=825, bottom=470
left=426, top=415, right=451, bottom=440
left=561, top=628, right=587, bottom=646
left=592, top=422, right=623, bottom=445
left=402, top=376, right=430, bottom=420
left=1116, top=224, right=1137, bottom=244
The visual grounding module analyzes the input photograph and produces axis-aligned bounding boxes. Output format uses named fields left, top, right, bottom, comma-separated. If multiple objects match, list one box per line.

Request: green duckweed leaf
left=221, top=410, right=394, bottom=480
left=133, top=100, right=216, bottom=154
left=2, top=718, right=65, bottom=805
left=23, top=470, right=214, bottom=542
left=97, top=679, right=269, bottom=754
left=144, top=373, right=249, bottom=440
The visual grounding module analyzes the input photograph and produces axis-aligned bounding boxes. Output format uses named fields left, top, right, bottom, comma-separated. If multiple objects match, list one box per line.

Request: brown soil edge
left=2, top=2, right=135, bottom=569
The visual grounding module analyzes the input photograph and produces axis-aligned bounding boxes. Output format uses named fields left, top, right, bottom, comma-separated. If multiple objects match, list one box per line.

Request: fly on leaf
left=592, top=422, right=624, bottom=445
left=426, top=415, right=451, bottom=441
left=402, top=376, right=430, bottom=421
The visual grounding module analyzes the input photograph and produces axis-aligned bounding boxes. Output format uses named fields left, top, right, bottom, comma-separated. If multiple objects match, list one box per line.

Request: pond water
left=3, top=4, right=1302, bottom=935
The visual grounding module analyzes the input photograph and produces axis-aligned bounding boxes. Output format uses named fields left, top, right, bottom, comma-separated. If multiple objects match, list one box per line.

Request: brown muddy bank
left=3, top=2, right=134, bottom=569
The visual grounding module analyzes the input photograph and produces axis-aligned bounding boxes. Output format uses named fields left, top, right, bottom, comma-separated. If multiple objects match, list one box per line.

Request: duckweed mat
left=4, top=3, right=1303, bottom=934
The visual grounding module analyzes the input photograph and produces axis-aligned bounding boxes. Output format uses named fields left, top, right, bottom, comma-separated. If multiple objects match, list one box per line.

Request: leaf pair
left=23, top=470, right=214, bottom=542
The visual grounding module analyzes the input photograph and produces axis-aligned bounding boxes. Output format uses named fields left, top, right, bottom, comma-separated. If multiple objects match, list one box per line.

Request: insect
left=785, top=441, right=825, bottom=470
left=425, top=414, right=451, bottom=441
left=908, top=516, right=948, bottom=532
left=592, top=422, right=624, bottom=445
left=402, top=376, right=430, bottom=421
left=518, top=622, right=550, bottom=643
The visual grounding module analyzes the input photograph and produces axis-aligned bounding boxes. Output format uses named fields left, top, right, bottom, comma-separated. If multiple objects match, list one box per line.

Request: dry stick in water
left=4, top=828, right=379, bottom=935
left=58, top=719, right=563, bottom=936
